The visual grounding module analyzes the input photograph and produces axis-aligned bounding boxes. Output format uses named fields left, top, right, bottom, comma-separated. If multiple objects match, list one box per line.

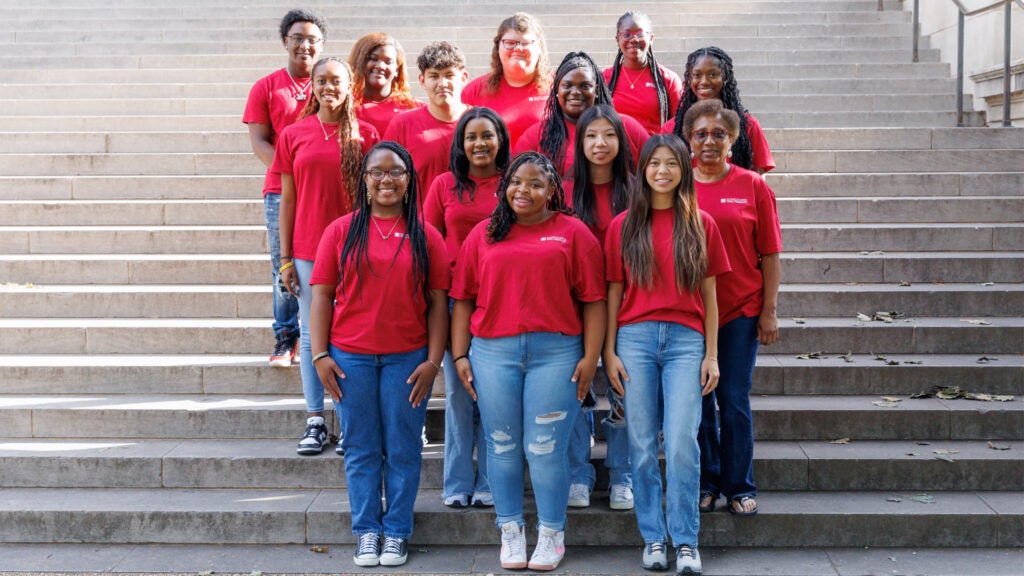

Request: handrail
left=909, top=0, right=1022, bottom=126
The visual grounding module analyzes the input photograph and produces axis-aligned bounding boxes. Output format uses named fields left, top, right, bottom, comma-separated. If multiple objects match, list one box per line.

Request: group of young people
left=243, top=8, right=782, bottom=575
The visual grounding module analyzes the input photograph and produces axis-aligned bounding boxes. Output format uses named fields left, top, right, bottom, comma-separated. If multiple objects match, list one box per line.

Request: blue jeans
left=617, top=321, right=704, bottom=547
left=699, top=315, right=759, bottom=500
left=442, top=347, right=489, bottom=499
left=331, top=345, right=428, bottom=538
left=471, top=332, right=583, bottom=531
left=295, top=258, right=339, bottom=420
left=264, top=193, right=299, bottom=342
left=568, top=373, right=632, bottom=489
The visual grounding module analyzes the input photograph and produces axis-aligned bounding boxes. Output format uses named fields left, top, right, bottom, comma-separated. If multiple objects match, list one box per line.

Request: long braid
left=341, top=141, right=431, bottom=302
left=487, top=152, right=572, bottom=243
left=608, top=11, right=670, bottom=126
left=301, top=57, right=364, bottom=204
left=539, top=51, right=611, bottom=177
left=672, top=46, right=754, bottom=170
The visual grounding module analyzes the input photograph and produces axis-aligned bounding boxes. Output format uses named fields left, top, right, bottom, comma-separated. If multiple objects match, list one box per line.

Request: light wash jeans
left=471, top=332, right=583, bottom=531
left=263, top=193, right=299, bottom=342
left=568, top=373, right=632, bottom=489
left=295, top=258, right=339, bottom=421
left=442, top=347, right=489, bottom=500
left=617, top=321, right=704, bottom=547
left=330, top=345, right=428, bottom=538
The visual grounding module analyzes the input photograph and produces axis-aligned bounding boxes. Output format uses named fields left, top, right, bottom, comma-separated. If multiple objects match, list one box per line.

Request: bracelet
left=453, top=354, right=469, bottom=364
left=279, top=261, right=295, bottom=273
left=311, top=351, right=330, bottom=364
left=427, top=359, right=441, bottom=371
left=280, top=255, right=292, bottom=260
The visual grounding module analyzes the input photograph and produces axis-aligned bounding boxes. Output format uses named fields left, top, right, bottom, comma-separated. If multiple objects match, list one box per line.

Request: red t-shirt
left=606, top=208, right=731, bottom=334
left=451, top=213, right=606, bottom=338
left=694, top=165, right=783, bottom=325
left=515, top=114, right=649, bottom=177
left=660, top=111, right=776, bottom=174
left=310, top=213, right=450, bottom=355
left=603, top=64, right=684, bottom=136
left=356, top=95, right=424, bottom=138
left=383, top=106, right=464, bottom=201
left=462, top=75, right=549, bottom=148
left=242, top=68, right=312, bottom=196
left=271, top=115, right=380, bottom=260
left=566, top=180, right=617, bottom=248
left=423, top=172, right=501, bottom=271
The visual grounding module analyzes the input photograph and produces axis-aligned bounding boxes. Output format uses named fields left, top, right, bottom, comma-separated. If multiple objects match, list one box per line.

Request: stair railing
left=908, top=0, right=1022, bottom=126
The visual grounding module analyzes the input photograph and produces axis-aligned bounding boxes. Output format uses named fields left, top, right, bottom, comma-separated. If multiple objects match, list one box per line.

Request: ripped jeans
left=470, top=332, right=583, bottom=531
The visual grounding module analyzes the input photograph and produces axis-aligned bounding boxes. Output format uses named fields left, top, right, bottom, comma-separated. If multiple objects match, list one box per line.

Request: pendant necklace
left=371, top=214, right=402, bottom=240
left=286, top=70, right=311, bottom=101
left=318, top=116, right=338, bottom=141
left=621, top=65, right=646, bottom=89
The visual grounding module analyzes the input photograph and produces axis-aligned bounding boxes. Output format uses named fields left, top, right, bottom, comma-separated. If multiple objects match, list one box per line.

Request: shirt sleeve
left=426, top=226, right=452, bottom=291
left=513, top=123, right=541, bottom=155
left=745, top=114, right=776, bottom=173
left=242, top=77, right=271, bottom=125
left=604, top=217, right=625, bottom=283
left=310, top=220, right=344, bottom=286
left=620, top=114, right=651, bottom=167
left=701, top=212, right=732, bottom=278
left=270, top=127, right=294, bottom=175
left=423, top=174, right=448, bottom=234
left=572, top=225, right=607, bottom=303
left=662, top=66, right=684, bottom=122
left=753, top=178, right=784, bottom=256
left=450, top=226, right=482, bottom=300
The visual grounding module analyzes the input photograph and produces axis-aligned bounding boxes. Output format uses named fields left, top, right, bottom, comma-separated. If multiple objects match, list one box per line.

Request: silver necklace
left=286, top=70, right=311, bottom=101
left=318, top=117, right=338, bottom=141
left=371, top=215, right=402, bottom=240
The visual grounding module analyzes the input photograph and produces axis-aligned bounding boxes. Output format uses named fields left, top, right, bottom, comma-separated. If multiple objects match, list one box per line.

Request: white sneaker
left=352, top=532, right=380, bottom=567
left=528, top=526, right=565, bottom=571
left=676, top=545, right=702, bottom=575
left=379, top=536, right=407, bottom=566
left=471, top=491, right=494, bottom=507
left=642, top=541, right=668, bottom=570
left=567, top=483, right=590, bottom=508
left=499, top=521, right=527, bottom=569
left=443, top=494, right=469, bottom=508
left=609, top=484, right=634, bottom=510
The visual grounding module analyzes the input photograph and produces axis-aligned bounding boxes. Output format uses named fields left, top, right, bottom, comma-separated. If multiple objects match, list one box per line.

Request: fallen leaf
left=881, top=396, right=902, bottom=402
left=988, top=442, right=1011, bottom=451
left=796, top=351, right=828, bottom=360
left=904, top=360, right=923, bottom=365
left=829, top=437, right=851, bottom=444
left=912, top=494, right=936, bottom=504
left=846, top=282, right=861, bottom=286
left=886, top=496, right=902, bottom=503
left=934, top=454, right=955, bottom=463
left=897, top=281, right=911, bottom=287
left=909, top=391, right=931, bottom=399
left=976, top=356, right=998, bottom=364
left=933, top=449, right=960, bottom=455
left=310, top=545, right=329, bottom=553
left=979, top=282, right=994, bottom=286
left=857, top=313, right=872, bottom=322
left=198, top=572, right=214, bottom=576
left=885, top=359, right=900, bottom=366
left=839, top=352, right=854, bottom=363
left=960, top=319, right=992, bottom=325
left=860, top=250, right=885, bottom=255
left=905, top=452, right=918, bottom=456
left=967, top=393, right=1015, bottom=402
left=792, top=317, right=806, bottom=324
left=916, top=441, right=931, bottom=446
left=852, top=321, right=864, bottom=327
left=937, top=387, right=967, bottom=399
left=873, top=401, right=900, bottom=407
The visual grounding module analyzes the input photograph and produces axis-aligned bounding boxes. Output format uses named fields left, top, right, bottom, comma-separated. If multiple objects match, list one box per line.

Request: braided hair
left=672, top=46, right=754, bottom=171
left=449, top=107, right=511, bottom=202
left=571, top=104, right=632, bottom=228
left=607, top=11, right=671, bottom=127
left=340, top=141, right=431, bottom=302
left=299, top=57, right=364, bottom=202
left=487, top=151, right=573, bottom=243
left=539, top=51, right=612, bottom=177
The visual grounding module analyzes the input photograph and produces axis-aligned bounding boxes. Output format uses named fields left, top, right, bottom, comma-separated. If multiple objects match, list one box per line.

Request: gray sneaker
left=675, top=545, right=701, bottom=575
left=642, top=541, right=668, bottom=570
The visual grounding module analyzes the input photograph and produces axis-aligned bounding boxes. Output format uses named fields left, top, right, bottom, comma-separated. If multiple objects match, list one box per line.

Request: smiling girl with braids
left=603, top=11, right=683, bottom=135
left=665, top=46, right=775, bottom=175
left=514, top=51, right=649, bottom=178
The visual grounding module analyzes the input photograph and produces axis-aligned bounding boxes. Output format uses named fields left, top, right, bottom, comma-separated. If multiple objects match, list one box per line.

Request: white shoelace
left=357, top=533, right=378, bottom=556
left=382, top=537, right=403, bottom=555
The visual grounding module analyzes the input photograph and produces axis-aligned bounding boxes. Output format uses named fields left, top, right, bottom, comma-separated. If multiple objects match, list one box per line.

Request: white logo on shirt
left=393, top=232, right=407, bottom=238
left=540, top=236, right=567, bottom=243
left=529, top=96, right=546, bottom=102
left=645, top=82, right=655, bottom=88
left=721, top=198, right=748, bottom=204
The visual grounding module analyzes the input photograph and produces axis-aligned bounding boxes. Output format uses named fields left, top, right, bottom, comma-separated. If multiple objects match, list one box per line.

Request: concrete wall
left=904, top=0, right=1024, bottom=125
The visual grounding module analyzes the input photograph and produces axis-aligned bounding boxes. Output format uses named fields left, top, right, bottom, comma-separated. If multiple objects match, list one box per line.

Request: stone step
left=765, top=127, right=1024, bottom=151
left=757, top=110, right=987, bottom=128
left=0, top=438, right=1018, bottom=492
left=0, top=153, right=261, bottom=177
left=0, top=487, right=1017, bottom=547
left=774, top=149, right=1023, bottom=174
left=768, top=172, right=1024, bottom=198
left=781, top=223, right=1022, bottom=252
left=0, top=282, right=1016, bottom=319
left=0, top=131, right=249, bottom=154
left=0, top=393, right=1020, bottom=442
left=778, top=196, right=1024, bottom=224
left=0, top=175, right=262, bottom=201
left=0, top=115, right=245, bottom=132
left=782, top=252, right=1024, bottom=283
left=0, top=353, right=1018, bottom=396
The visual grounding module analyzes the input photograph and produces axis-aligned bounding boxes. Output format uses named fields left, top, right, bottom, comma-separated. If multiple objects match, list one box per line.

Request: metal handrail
left=908, top=0, right=1022, bottom=126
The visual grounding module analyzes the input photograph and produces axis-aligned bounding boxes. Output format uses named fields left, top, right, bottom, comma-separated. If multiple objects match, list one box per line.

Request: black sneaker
left=379, top=536, right=408, bottom=566
left=269, top=337, right=297, bottom=368
left=296, top=416, right=328, bottom=455
left=335, top=432, right=345, bottom=455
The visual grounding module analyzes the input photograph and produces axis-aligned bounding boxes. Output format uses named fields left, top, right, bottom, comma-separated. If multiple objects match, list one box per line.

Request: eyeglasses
left=288, top=35, right=324, bottom=46
left=690, top=130, right=730, bottom=143
left=500, top=39, right=535, bottom=50
left=367, top=168, right=408, bottom=181
left=616, top=31, right=648, bottom=41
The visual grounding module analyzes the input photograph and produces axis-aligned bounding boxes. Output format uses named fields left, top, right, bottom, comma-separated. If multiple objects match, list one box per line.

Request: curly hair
left=671, top=46, right=754, bottom=171
left=298, top=57, right=363, bottom=203
left=485, top=12, right=552, bottom=95
left=607, top=11, right=671, bottom=127
left=621, top=135, right=706, bottom=293
left=416, top=41, right=466, bottom=73
left=571, top=104, right=633, bottom=228
left=340, top=141, right=431, bottom=302
left=449, top=107, right=511, bottom=202
left=487, top=152, right=572, bottom=243
left=539, top=51, right=612, bottom=177
left=347, top=32, right=418, bottom=109
left=681, top=99, right=741, bottom=143
left=278, top=8, right=327, bottom=41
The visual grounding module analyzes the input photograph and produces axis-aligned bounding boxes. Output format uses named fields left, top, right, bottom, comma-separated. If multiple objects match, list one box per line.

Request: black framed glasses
left=367, top=168, right=408, bottom=181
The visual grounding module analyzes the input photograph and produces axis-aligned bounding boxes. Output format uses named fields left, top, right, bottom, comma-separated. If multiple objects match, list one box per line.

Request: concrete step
left=1, top=391, right=1019, bottom=441
left=757, top=110, right=986, bottom=128
left=0, top=131, right=249, bottom=154
left=0, top=316, right=1018, bottom=355
left=780, top=223, right=1022, bottom=252
left=768, top=172, right=1024, bottom=197
left=2, top=175, right=262, bottom=201
left=774, top=149, right=1023, bottom=174
left=0, top=115, right=244, bottom=132
left=778, top=196, right=1023, bottom=224
left=1, top=352, right=1019, bottom=396
left=764, top=127, right=1024, bottom=151
left=0, top=487, right=1017, bottom=547
left=0, top=199, right=261, bottom=226
left=0, top=153, right=261, bottom=177
left=782, top=252, right=1024, bottom=283
left=0, top=438, right=1018, bottom=492
left=775, top=283, right=1024, bottom=317
left=0, top=254, right=267, bottom=285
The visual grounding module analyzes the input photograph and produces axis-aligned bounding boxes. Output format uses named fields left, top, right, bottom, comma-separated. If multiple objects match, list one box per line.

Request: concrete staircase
left=0, top=0, right=1021, bottom=556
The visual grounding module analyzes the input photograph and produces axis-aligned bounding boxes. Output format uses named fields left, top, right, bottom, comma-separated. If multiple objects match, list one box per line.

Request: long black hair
left=571, top=104, right=632, bottom=228
left=607, top=11, right=670, bottom=127
left=449, top=107, right=511, bottom=202
left=538, top=51, right=613, bottom=177
left=671, top=46, right=754, bottom=171
left=487, top=152, right=573, bottom=243
left=340, top=141, right=431, bottom=302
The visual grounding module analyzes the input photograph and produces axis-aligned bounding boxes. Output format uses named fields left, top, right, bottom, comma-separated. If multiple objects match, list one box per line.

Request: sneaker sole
left=643, top=561, right=668, bottom=571
left=353, top=556, right=379, bottom=567
left=380, top=555, right=407, bottom=567
left=296, top=446, right=324, bottom=455
left=567, top=500, right=589, bottom=508
left=501, top=560, right=527, bottom=569
left=527, top=560, right=562, bottom=571
left=609, top=500, right=634, bottom=510
left=269, top=358, right=292, bottom=368
left=677, top=567, right=701, bottom=575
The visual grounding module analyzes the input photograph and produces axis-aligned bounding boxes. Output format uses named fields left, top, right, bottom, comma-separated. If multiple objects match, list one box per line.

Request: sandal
left=729, top=495, right=758, bottom=516
left=698, top=491, right=717, bottom=513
